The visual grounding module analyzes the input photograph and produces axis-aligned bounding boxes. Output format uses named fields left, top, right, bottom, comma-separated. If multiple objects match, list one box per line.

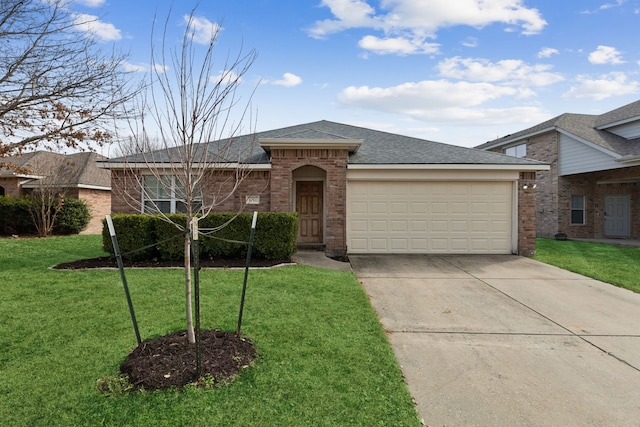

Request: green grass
left=0, top=235, right=420, bottom=426
left=534, top=238, right=640, bottom=293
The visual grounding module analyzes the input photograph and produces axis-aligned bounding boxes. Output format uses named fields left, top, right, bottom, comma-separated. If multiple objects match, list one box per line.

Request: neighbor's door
left=296, top=181, right=323, bottom=244
left=604, top=194, right=630, bottom=237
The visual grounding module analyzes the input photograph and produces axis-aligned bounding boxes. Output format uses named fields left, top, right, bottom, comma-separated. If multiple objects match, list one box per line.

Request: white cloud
left=339, top=82, right=548, bottom=126
left=437, top=57, right=564, bottom=87
left=121, top=62, right=146, bottom=72
left=184, top=15, right=221, bottom=45
left=562, top=72, right=639, bottom=100
left=211, top=70, right=242, bottom=85
left=74, top=0, right=105, bottom=6
left=599, top=0, right=626, bottom=10
left=121, top=62, right=168, bottom=73
left=270, top=73, right=303, bottom=87
left=339, top=80, right=521, bottom=111
left=538, top=47, right=559, bottom=58
left=462, top=37, right=478, bottom=48
left=358, top=35, right=439, bottom=55
left=589, top=45, right=624, bottom=64
left=72, top=13, right=121, bottom=41
left=307, top=0, right=380, bottom=39
left=308, top=0, right=547, bottom=50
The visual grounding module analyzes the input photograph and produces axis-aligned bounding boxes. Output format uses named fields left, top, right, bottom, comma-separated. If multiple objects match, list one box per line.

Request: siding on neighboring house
left=558, top=134, right=623, bottom=176
left=604, top=121, right=640, bottom=139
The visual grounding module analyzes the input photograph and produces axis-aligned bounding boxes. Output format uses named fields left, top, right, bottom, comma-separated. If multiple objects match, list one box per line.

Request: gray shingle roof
left=108, top=120, right=545, bottom=167
left=595, top=99, right=640, bottom=128
left=476, top=100, right=640, bottom=157
left=1, top=151, right=111, bottom=188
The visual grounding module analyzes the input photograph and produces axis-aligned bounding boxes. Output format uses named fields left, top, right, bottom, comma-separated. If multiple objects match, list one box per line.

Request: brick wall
left=270, top=148, right=348, bottom=256
left=110, top=169, right=141, bottom=213
left=518, top=171, right=538, bottom=256
left=488, top=131, right=559, bottom=238
left=561, top=166, right=640, bottom=239
left=110, top=168, right=271, bottom=214
left=0, top=178, right=22, bottom=198
left=78, top=188, right=111, bottom=234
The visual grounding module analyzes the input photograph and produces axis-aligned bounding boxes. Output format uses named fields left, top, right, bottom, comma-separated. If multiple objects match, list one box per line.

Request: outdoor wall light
left=522, top=182, right=537, bottom=189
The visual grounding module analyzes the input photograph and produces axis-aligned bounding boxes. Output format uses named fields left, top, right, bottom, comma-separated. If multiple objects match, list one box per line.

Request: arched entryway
left=293, top=165, right=326, bottom=248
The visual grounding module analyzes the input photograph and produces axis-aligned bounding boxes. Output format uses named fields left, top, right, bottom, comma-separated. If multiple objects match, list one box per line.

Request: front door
left=604, top=195, right=630, bottom=237
left=296, top=181, right=323, bottom=244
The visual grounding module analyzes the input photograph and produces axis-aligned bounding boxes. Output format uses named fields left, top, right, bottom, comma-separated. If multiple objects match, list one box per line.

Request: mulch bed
left=120, top=329, right=257, bottom=391
left=54, top=256, right=274, bottom=391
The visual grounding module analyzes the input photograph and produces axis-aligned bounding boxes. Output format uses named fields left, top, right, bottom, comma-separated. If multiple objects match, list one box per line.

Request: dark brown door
left=296, top=181, right=323, bottom=244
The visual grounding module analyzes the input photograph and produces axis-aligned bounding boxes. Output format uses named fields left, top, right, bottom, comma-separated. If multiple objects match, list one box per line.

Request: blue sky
left=71, top=0, right=640, bottom=148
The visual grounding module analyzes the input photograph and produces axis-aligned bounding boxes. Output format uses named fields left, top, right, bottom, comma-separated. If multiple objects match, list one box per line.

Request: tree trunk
left=184, top=233, right=195, bottom=344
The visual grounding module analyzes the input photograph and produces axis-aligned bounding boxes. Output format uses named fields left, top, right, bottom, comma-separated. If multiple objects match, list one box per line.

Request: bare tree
left=25, top=156, right=77, bottom=237
left=115, top=7, right=259, bottom=345
left=112, top=135, right=163, bottom=158
left=0, top=0, right=138, bottom=160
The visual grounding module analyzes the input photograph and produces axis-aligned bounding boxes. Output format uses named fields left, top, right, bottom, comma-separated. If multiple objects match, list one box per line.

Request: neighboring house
left=476, top=99, right=640, bottom=241
left=102, top=120, right=548, bottom=256
left=0, top=151, right=111, bottom=234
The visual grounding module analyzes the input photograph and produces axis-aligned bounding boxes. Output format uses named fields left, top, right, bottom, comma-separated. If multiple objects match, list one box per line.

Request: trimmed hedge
left=102, top=214, right=160, bottom=261
left=0, top=196, right=33, bottom=235
left=0, top=195, right=90, bottom=236
left=102, top=212, right=298, bottom=261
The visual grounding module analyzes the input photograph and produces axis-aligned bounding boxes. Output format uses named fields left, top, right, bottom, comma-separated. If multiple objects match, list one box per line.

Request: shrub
left=252, top=212, right=298, bottom=260
left=54, top=198, right=90, bottom=235
left=102, top=214, right=159, bottom=260
left=0, top=196, right=33, bottom=235
left=154, top=214, right=188, bottom=261
left=101, top=212, right=299, bottom=261
left=1, top=196, right=91, bottom=236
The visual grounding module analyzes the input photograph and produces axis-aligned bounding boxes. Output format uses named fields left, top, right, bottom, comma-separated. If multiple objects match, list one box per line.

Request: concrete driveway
left=349, top=254, right=640, bottom=426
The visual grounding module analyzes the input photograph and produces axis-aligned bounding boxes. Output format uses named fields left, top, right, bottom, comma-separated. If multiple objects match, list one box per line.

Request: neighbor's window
left=142, top=175, right=202, bottom=214
left=504, top=143, right=526, bottom=158
left=571, top=195, right=585, bottom=225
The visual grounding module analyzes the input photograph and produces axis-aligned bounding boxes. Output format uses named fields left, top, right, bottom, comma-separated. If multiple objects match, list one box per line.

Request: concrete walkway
left=349, top=254, right=640, bottom=426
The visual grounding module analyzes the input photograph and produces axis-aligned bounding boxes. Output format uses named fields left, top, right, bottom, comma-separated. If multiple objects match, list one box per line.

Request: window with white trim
left=570, top=195, right=585, bottom=225
left=142, top=175, right=202, bottom=214
left=504, top=143, right=526, bottom=158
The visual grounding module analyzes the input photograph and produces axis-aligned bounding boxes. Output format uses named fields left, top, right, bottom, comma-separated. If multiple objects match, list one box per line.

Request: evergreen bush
left=54, top=198, right=90, bottom=235
left=101, top=212, right=299, bottom=261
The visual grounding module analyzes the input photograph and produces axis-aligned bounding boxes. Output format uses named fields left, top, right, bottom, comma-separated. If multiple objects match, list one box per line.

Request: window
left=571, top=195, right=585, bottom=225
left=0, top=185, right=5, bottom=196
left=142, top=175, right=202, bottom=214
left=504, top=143, right=526, bottom=158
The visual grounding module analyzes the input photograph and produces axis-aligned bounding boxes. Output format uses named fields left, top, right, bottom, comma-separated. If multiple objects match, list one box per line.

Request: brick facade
left=111, top=169, right=271, bottom=215
left=0, top=178, right=22, bottom=198
left=518, top=171, right=538, bottom=256
left=489, top=131, right=559, bottom=238
left=490, top=131, right=640, bottom=240
left=269, top=148, right=348, bottom=256
left=77, top=188, right=111, bottom=234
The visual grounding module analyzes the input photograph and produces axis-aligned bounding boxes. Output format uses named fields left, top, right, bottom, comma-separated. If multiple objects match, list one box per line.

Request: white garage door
left=347, top=181, right=513, bottom=254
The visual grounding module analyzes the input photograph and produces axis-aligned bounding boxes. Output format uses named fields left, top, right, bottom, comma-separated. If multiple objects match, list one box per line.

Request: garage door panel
left=347, top=181, right=513, bottom=254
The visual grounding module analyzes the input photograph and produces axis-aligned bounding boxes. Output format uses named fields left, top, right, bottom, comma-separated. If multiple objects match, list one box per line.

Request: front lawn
left=534, top=238, right=640, bottom=293
left=0, top=235, right=421, bottom=426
